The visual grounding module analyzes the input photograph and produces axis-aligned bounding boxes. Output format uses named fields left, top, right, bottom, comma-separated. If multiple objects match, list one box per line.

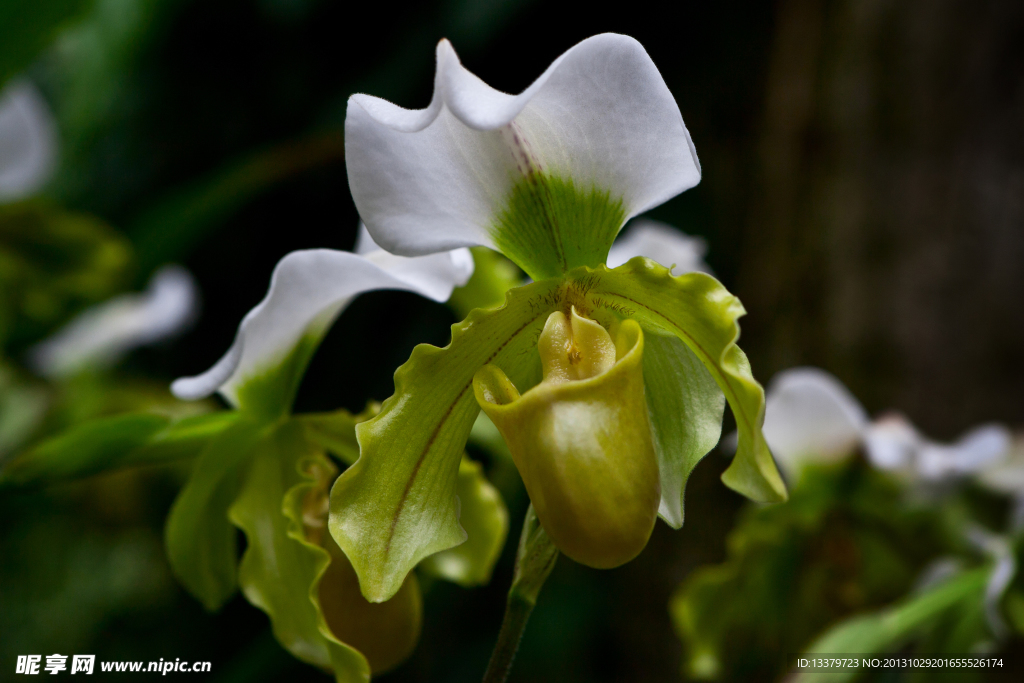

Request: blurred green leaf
left=0, top=364, right=49, bottom=460
left=793, top=567, right=989, bottom=683
left=0, top=0, right=91, bottom=88
left=0, top=202, right=132, bottom=351
left=671, top=462, right=945, bottom=681
left=165, top=417, right=264, bottom=611
left=0, top=410, right=236, bottom=487
left=420, top=456, right=508, bottom=587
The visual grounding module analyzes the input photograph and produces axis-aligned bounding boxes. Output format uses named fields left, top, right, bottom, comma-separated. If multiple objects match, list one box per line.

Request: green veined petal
left=571, top=259, right=787, bottom=504
left=491, top=173, right=626, bottom=281
left=329, top=277, right=562, bottom=602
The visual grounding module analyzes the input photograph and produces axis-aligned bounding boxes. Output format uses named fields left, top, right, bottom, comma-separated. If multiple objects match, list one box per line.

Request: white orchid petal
left=0, top=80, right=58, bottom=201
left=353, top=222, right=379, bottom=255
left=916, top=424, right=1012, bottom=480
left=977, top=435, right=1024, bottom=496
left=171, top=247, right=472, bottom=405
left=346, top=33, right=700, bottom=261
left=606, top=219, right=711, bottom=274
left=30, top=266, right=198, bottom=378
left=761, top=367, right=869, bottom=476
left=863, top=414, right=922, bottom=471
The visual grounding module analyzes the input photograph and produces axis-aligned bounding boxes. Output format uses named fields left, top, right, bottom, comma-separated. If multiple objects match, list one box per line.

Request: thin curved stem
left=482, top=505, right=558, bottom=683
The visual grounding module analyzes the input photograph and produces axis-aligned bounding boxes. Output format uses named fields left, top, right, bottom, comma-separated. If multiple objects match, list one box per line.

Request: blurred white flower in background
left=760, top=367, right=1012, bottom=485
left=0, top=79, right=58, bottom=201
left=761, top=367, right=868, bottom=475
left=605, top=219, right=712, bottom=274
left=30, top=266, right=199, bottom=378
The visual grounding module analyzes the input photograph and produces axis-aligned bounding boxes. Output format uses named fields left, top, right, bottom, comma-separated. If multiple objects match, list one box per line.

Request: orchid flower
left=332, top=33, right=787, bottom=604
left=167, top=240, right=512, bottom=680
left=0, top=79, right=57, bottom=202
left=761, top=367, right=1012, bottom=483
left=29, top=265, right=198, bottom=378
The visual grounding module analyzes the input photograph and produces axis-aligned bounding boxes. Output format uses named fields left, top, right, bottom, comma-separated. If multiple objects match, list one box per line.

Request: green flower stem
left=483, top=505, right=558, bottom=683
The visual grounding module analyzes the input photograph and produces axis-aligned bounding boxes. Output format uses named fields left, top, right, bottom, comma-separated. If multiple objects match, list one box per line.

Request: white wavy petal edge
left=29, top=265, right=198, bottom=378
left=0, top=79, right=58, bottom=201
left=346, top=32, right=701, bottom=258
left=170, top=246, right=472, bottom=405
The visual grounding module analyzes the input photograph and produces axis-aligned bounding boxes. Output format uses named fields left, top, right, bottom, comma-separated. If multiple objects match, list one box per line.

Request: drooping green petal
left=229, top=421, right=370, bottom=682
left=165, top=417, right=265, bottom=611
left=0, top=411, right=237, bottom=487
left=329, top=278, right=561, bottom=602
left=304, top=405, right=509, bottom=588
left=642, top=330, right=725, bottom=528
left=579, top=259, right=787, bottom=503
left=419, top=456, right=509, bottom=586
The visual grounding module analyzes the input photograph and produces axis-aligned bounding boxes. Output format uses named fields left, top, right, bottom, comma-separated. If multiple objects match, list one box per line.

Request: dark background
left=3, top=0, right=1023, bottom=681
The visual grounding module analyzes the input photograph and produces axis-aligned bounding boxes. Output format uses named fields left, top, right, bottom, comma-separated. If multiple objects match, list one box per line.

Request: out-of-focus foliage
left=0, top=0, right=92, bottom=88
left=673, top=450, right=1024, bottom=682
left=672, top=459, right=943, bottom=680
left=0, top=202, right=132, bottom=352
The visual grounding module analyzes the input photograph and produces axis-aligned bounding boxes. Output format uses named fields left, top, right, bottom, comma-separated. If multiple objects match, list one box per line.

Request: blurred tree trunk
left=738, top=0, right=1024, bottom=436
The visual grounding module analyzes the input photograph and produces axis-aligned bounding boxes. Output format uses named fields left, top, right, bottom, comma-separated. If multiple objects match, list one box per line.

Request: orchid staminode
left=331, top=33, right=787, bottom=604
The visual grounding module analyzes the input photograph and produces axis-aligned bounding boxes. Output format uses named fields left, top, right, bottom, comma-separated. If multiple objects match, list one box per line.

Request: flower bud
left=474, top=307, right=659, bottom=568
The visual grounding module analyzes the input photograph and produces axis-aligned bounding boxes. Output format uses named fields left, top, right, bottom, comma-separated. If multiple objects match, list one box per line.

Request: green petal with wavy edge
left=165, top=416, right=265, bottom=611
left=304, top=406, right=508, bottom=588
left=587, top=258, right=787, bottom=503
left=230, top=420, right=370, bottom=682
left=642, top=330, right=726, bottom=528
left=329, top=278, right=561, bottom=602
left=419, top=456, right=509, bottom=586
left=0, top=411, right=237, bottom=487
left=491, top=173, right=627, bottom=281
